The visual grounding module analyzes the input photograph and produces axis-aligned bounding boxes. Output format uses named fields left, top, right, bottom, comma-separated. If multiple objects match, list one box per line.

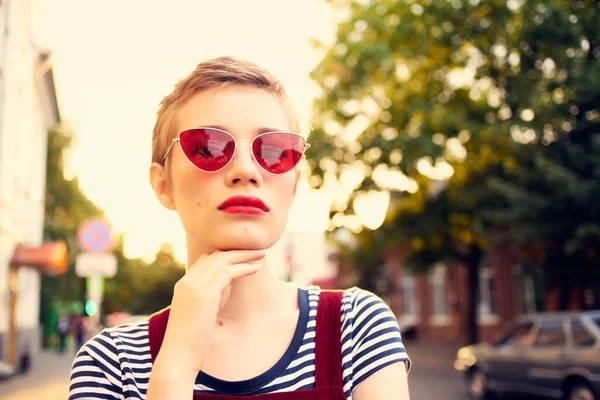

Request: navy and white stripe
left=69, top=287, right=411, bottom=399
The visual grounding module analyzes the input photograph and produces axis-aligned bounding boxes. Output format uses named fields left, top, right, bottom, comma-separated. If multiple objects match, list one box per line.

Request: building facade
left=0, top=0, right=61, bottom=374
left=382, top=244, right=543, bottom=345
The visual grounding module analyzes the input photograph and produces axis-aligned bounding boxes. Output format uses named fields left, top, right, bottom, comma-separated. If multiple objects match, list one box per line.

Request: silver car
left=455, top=311, right=600, bottom=400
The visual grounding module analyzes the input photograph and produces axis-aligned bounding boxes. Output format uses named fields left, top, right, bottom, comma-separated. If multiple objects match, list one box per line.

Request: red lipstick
left=218, top=195, right=269, bottom=215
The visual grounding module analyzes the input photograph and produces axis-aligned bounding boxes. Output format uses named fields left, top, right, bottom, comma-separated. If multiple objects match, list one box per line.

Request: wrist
left=147, top=357, right=197, bottom=400
left=153, top=353, right=199, bottom=383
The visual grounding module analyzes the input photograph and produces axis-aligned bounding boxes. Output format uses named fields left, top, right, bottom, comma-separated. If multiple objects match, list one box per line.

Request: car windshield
left=591, top=316, right=600, bottom=330
left=534, top=320, right=566, bottom=346
left=496, top=321, right=534, bottom=346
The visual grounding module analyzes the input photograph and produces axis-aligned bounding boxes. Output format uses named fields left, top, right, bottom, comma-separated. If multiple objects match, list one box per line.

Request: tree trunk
left=558, top=284, right=573, bottom=311
left=465, top=247, right=483, bottom=345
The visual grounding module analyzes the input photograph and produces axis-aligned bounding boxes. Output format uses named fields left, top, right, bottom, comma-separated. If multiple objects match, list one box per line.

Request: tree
left=481, top=0, right=600, bottom=308
left=308, top=0, right=519, bottom=344
left=307, top=0, right=600, bottom=343
left=41, top=128, right=105, bottom=312
left=103, top=243, right=184, bottom=315
left=42, top=127, right=185, bottom=319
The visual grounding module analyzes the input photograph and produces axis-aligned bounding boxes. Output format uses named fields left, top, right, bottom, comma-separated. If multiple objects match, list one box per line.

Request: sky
left=29, top=0, right=346, bottom=261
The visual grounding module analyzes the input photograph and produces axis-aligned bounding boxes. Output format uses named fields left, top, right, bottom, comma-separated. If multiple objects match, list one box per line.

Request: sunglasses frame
left=162, top=127, right=311, bottom=175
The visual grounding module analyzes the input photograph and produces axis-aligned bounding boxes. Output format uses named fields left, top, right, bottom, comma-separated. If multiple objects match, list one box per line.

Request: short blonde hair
left=151, top=56, right=299, bottom=165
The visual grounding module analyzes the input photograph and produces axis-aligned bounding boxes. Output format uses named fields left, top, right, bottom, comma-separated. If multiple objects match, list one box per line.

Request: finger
left=190, top=249, right=265, bottom=271
left=203, top=250, right=266, bottom=276
left=184, top=250, right=265, bottom=282
left=182, top=252, right=213, bottom=279
left=213, top=249, right=266, bottom=265
left=219, top=284, right=232, bottom=311
left=210, top=263, right=261, bottom=289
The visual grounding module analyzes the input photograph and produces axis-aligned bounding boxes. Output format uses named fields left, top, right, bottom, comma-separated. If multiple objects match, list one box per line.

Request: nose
left=225, top=140, right=262, bottom=186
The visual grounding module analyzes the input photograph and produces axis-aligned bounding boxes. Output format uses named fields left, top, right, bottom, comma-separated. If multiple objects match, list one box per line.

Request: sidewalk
left=0, top=350, right=74, bottom=400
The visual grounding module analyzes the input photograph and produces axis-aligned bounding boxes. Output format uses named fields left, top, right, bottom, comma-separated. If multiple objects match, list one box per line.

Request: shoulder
left=70, top=319, right=151, bottom=399
left=340, top=287, right=394, bottom=322
left=82, top=318, right=151, bottom=361
left=339, top=287, right=403, bottom=346
left=339, top=287, right=411, bottom=384
left=307, top=286, right=394, bottom=321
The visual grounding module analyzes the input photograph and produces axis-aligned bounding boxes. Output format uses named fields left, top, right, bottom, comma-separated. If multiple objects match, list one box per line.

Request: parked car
left=455, top=311, right=600, bottom=400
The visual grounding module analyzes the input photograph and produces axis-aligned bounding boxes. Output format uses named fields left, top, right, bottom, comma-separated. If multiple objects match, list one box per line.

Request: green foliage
left=308, top=0, right=600, bottom=321
left=41, top=128, right=184, bottom=319
left=103, top=242, right=184, bottom=315
left=41, top=128, right=105, bottom=306
left=480, top=0, right=600, bottom=291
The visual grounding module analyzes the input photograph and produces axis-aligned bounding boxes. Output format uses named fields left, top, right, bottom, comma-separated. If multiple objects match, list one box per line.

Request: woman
left=69, top=56, right=411, bottom=399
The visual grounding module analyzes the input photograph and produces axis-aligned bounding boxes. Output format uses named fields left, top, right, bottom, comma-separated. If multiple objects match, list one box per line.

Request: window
left=513, top=264, right=540, bottom=314
left=571, top=320, right=596, bottom=347
left=591, top=317, right=600, bottom=330
left=498, top=321, right=535, bottom=346
left=478, top=265, right=497, bottom=321
left=402, top=272, right=417, bottom=319
left=430, top=264, right=449, bottom=324
left=534, top=320, right=566, bottom=347
left=520, top=275, right=537, bottom=314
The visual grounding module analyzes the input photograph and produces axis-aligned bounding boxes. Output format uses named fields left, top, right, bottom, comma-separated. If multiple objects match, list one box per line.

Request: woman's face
left=151, top=85, right=300, bottom=253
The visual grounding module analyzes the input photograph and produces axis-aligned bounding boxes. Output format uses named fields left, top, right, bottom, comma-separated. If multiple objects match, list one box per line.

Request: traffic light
left=84, top=300, right=97, bottom=316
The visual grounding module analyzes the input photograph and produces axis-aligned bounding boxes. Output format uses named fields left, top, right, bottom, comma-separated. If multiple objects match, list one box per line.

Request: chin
left=211, top=228, right=281, bottom=251
left=214, top=238, right=274, bottom=251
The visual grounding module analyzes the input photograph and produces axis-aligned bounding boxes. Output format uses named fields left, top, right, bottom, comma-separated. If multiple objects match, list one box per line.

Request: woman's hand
left=154, top=249, right=266, bottom=375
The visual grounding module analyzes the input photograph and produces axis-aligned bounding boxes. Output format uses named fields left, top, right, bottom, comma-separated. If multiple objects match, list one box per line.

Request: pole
left=7, top=265, right=18, bottom=366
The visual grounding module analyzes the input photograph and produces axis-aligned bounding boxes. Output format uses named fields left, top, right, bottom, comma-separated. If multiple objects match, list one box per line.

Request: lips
left=218, top=195, right=270, bottom=213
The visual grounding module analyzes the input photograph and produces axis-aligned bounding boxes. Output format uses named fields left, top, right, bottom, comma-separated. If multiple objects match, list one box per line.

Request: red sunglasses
left=162, top=127, right=310, bottom=175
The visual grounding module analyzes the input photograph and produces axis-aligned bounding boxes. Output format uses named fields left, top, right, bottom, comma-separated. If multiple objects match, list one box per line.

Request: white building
left=0, top=0, right=61, bottom=375
left=268, top=230, right=338, bottom=287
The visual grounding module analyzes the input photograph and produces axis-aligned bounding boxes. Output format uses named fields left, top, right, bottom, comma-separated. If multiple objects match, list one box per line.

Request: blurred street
left=407, top=342, right=467, bottom=399
left=0, top=350, right=74, bottom=400
left=0, top=343, right=471, bottom=400
left=1, top=0, right=599, bottom=399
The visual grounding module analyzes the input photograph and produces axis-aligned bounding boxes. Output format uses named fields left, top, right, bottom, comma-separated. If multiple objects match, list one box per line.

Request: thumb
left=219, top=284, right=232, bottom=312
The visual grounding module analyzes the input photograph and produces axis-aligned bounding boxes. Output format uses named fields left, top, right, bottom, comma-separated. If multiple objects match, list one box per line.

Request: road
left=407, top=342, right=469, bottom=400
left=0, top=343, right=474, bottom=399
left=0, top=350, right=74, bottom=400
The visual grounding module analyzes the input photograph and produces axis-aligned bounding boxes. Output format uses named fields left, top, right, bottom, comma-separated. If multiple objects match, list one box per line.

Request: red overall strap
left=148, top=306, right=171, bottom=363
left=314, top=290, right=344, bottom=388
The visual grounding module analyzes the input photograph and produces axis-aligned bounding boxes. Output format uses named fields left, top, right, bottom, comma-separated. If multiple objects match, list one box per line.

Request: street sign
left=77, top=218, right=115, bottom=253
left=75, top=253, right=117, bottom=278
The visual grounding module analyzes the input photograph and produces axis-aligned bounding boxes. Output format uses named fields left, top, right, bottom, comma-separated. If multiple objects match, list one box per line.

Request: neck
left=186, top=247, right=297, bottom=322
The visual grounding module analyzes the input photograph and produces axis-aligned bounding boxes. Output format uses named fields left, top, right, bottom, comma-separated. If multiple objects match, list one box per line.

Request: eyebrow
left=199, top=125, right=286, bottom=135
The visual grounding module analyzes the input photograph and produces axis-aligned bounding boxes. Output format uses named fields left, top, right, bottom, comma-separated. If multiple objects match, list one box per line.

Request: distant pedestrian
left=57, top=313, right=70, bottom=354
left=73, top=315, right=86, bottom=353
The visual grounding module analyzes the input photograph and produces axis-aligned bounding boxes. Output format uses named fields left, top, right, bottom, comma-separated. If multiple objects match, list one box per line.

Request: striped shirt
left=69, top=286, right=411, bottom=399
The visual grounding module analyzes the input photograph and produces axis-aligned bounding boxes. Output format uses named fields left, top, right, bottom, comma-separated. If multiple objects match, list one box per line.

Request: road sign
left=75, top=253, right=117, bottom=278
left=77, top=218, right=114, bottom=253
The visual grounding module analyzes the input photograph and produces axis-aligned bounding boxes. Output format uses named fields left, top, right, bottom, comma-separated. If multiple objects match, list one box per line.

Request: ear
left=149, top=162, right=176, bottom=210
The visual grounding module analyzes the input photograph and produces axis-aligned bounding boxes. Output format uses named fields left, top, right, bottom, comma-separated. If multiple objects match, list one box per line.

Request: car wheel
left=567, top=384, right=597, bottom=400
left=467, top=368, right=490, bottom=399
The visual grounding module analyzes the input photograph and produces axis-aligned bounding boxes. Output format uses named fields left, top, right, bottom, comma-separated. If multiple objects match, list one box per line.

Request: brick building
left=323, top=231, right=596, bottom=346
left=381, top=243, right=542, bottom=345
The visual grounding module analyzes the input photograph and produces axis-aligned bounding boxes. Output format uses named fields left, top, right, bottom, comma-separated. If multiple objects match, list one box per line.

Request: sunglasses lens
left=179, top=128, right=234, bottom=172
left=253, top=133, right=305, bottom=174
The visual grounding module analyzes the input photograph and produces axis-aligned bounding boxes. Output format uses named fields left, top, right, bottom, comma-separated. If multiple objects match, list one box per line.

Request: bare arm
left=353, top=362, right=410, bottom=400
left=146, top=355, right=197, bottom=400
left=145, top=249, right=266, bottom=400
